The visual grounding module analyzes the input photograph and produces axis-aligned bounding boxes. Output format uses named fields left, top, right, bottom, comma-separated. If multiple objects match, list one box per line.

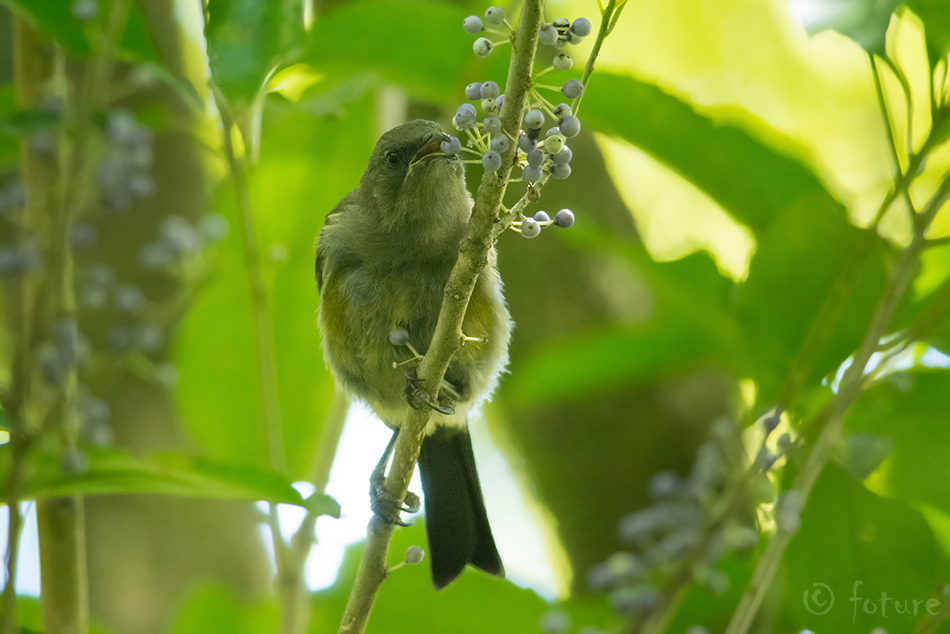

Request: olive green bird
left=315, top=119, right=510, bottom=589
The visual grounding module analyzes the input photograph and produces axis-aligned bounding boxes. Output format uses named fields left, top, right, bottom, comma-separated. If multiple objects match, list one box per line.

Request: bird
left=314, top=119, right=510, bottom=589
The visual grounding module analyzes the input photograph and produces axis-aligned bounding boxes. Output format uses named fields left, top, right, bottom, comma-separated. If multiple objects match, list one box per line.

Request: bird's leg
left=370, top=427, right=421, bottom=526
left=404, top=366, right=456, bottom=415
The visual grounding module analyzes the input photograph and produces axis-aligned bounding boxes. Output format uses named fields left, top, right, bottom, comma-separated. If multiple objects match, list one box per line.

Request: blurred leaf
left=845, top=369, right=950, bottom=514
left=906, top=0, right=950, bottom=63
left=0, top=407, right=7, bottom=431
left=781, top=464, right=950, bottom=632
left=302, top=0, right=507, bottom=105
left=507, top=229, right=741, bottom=405
left=309, top=522, right=558, bottom=634
left=174, top=98, right=374, bottom=481
left=0, top=0, right=158, bottom=62
left=169, top=586, right=279, bottom=634
left=205, top=0, right=305, bottom=107
left=0, top=444, right=339, bottom=514
left=793, top=0, right=898, bottom=55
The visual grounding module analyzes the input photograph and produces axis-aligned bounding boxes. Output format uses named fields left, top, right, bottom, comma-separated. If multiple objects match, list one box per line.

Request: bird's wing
left=314, top=191, right=356, bottom=292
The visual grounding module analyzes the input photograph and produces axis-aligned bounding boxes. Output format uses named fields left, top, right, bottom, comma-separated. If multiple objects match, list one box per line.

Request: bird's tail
left=417, top=426, right=504, bottom=590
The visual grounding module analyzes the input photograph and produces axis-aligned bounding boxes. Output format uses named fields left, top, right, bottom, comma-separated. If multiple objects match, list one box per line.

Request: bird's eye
left=386, top=151, right=399, bottom=166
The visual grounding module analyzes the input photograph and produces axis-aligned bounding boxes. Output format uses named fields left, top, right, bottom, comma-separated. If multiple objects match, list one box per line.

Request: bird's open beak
left=410, top=131, right=453, bottom=168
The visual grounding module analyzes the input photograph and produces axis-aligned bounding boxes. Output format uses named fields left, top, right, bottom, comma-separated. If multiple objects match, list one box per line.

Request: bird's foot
left=404, top=368, right=456, bottom=415
left=370, top=469, right=420, bottom=526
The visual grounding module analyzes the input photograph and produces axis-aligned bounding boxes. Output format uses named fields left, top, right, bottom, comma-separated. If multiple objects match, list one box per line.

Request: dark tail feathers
left=417, top=426, right=504, bottom=590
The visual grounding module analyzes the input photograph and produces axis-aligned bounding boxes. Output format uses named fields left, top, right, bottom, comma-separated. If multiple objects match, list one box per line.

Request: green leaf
left=845, top=369, right=950, bottom=514
left=0, top=444, right=339, bottom=515
left=506, top=228, right=741, bottom=406
left=0, top=0, right=159, bottom=62
left=205, top=0, right=305, bottom=107
left=173, top=98, right=374, bottom=481
left=170, top=586, right=279, bottom=634
left=582, top=72, right=890, bottom=408
left=794, top=0, right=899, bottom=55
left=906, top=0, right=950, bottom=64
left=781, top=464, right=950, bottom=633
left=309, top=522, right=561, bottom=634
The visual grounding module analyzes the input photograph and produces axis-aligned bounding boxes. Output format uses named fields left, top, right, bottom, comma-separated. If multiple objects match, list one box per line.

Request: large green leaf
left=0, top=444, right=339, bottom=515
left=205, top=0, right=305, bottom=106
left=173, top=97, right=374, bottom=481
left=845, top=369, right=950, bottom=514
left=793, top=0, right=899, bottom=56
left=506, top=228, right=741, bottom=406
left=583, top=72, right=890, bottom=409
left=0, top=0, right=158, bottom=62
left=780, top=464, right=950, bottom=633
left=905, top=0, right=950, bottom=64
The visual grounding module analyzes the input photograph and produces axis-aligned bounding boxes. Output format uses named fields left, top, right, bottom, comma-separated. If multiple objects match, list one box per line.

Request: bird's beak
left=410, top=131, right=452, bottom=168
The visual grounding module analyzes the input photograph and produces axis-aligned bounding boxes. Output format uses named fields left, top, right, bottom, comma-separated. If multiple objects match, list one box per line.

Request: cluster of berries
left=586, top=417, right=769, bottom=621
left=96, top=110, right=156, bottom=212
left=455, top=6, right=591, bottom=239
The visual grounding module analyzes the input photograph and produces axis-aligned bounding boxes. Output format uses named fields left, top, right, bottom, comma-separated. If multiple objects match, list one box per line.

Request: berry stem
left=572, top=0, right=625, bottom=116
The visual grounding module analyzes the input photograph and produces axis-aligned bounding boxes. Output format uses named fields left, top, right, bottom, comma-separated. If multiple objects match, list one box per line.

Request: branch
left=336, top=2, right=544, bottom=632
left=725, top=172, right=950, bottom=634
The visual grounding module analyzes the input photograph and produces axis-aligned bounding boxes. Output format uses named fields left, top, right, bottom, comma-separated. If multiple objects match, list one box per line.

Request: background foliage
left=1, top=0, right=950, bottom=633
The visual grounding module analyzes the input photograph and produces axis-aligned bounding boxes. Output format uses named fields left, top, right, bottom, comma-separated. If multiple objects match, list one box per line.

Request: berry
left=161, top=215, right=200, bottom=255
left=454, top=108, right=477, bottom=130
left=114, top=283, right=145, bottom=314
left=480, top=80, right=500, bottom=99
left=405, top=545, right=425, bottom=564
left=545, top=126, right=562, bottom=138
left=389, top=329, right=410, bottom=346
left=553, top=17, right=570, bottom=29
left=440, top=136, right=461, bottom=155
left=463, top=15, right=483, bottom=34
left=553, top=53, right=573, bottom=71
left=523, top=109, right=544, bottom=129
left=526, top=148, right=544, bottom=167
left=198, top=213, right=229, bottom=242
left=72, top=0, right=99, bottom=22
left=155, top=362, right=179, bottom=387
left=522, top=164, right=542, bottom=183
left=534, top=210, right=551, bottom=223
left=473, top=37, right=492, bottom=57
left=562, top=79, right=584, bottom=99
left=553, top=103, right=573, bottom=118
left=571, top=17, right=592, bottom=37
left=559, top=115, right=581, bottom=137
left=539, top=611, right=570, bottom=634
left=554, top=209, right=575, bottom=227
left=70, top=223, right=98, bottom=250
left=552, top=163, right=572, bottom=180
left=482, top=151, right=502, bottom=172
left=465, top=82, right=483, bottom=100
left=521, top=218, right=540, bottom=238
left=128, top=173, right=155, bottom=198
left=539, top=25, right=558, bottom=46
left=137, top=324, right=165, bottom=351
left=543, top=134, right=564, bottom=154
left=517, top=134, right=536, bottom=152
left=648, top=471, right=680, bottom=500
left=611, top=585, right=659, bottom=615
left=480, top=97, right=498, bottom=114
left=484, top=6, right=504, bottom=25
left=552, top=146, right=572, bottom=165
left=484, top=116, right=502, bottom=135
left=490, top=135, right=509, bottom=153
left=496, top=93, right=504, bottom=109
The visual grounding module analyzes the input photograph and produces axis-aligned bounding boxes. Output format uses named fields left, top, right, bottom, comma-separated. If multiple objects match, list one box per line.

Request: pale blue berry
left=440, top=136, right=461, bottom=155
left=562, top=79, right=583, bottom=99
left=523, top=164, right=542, bottom=183
left=554, top=209, right=574, bottom=227
left=527, top=148, right=544, bottom=167
left=552, top=163, right=571, bottom=179
left=534, top=210, right=551, bottom=223
left=521, top=218, right=540, bottom=238
left=484, top=116, right=502, bottom=135
left=553, top=53, right=573, bottom=71
left=518, top=134, right=536, bottom=153
left=480, top=81, right=500, bottom=99
left=545, top=126, right=561, bottom=138
left=571, top=17, right=592, bottom=37
left=465, top=82, right=483, bottom=100
left=496, top=93, right=504, bottom=109
left=405, top=545, right=425, bottom=564
left=559, top=115, right=581, bottom=137
left=490, top=135, right=509, bottom=153
left=539, top=25, right=558, bottom=46
left=72, top=0, right=99, bottom=21
left=524, top=109, right=544, bottom=129
left=553, top=103, right=573, bottom=118
left=463, top=15, right=483, bottom=34
left=473, top=38, right=492, bottom=57
left=484, top=6, right=504, bottom=25
left=482, top=151, right=502, bottom=172
left=552, top=146, right=572, bottom=165
left=390, top=329, right=410, bottom=346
